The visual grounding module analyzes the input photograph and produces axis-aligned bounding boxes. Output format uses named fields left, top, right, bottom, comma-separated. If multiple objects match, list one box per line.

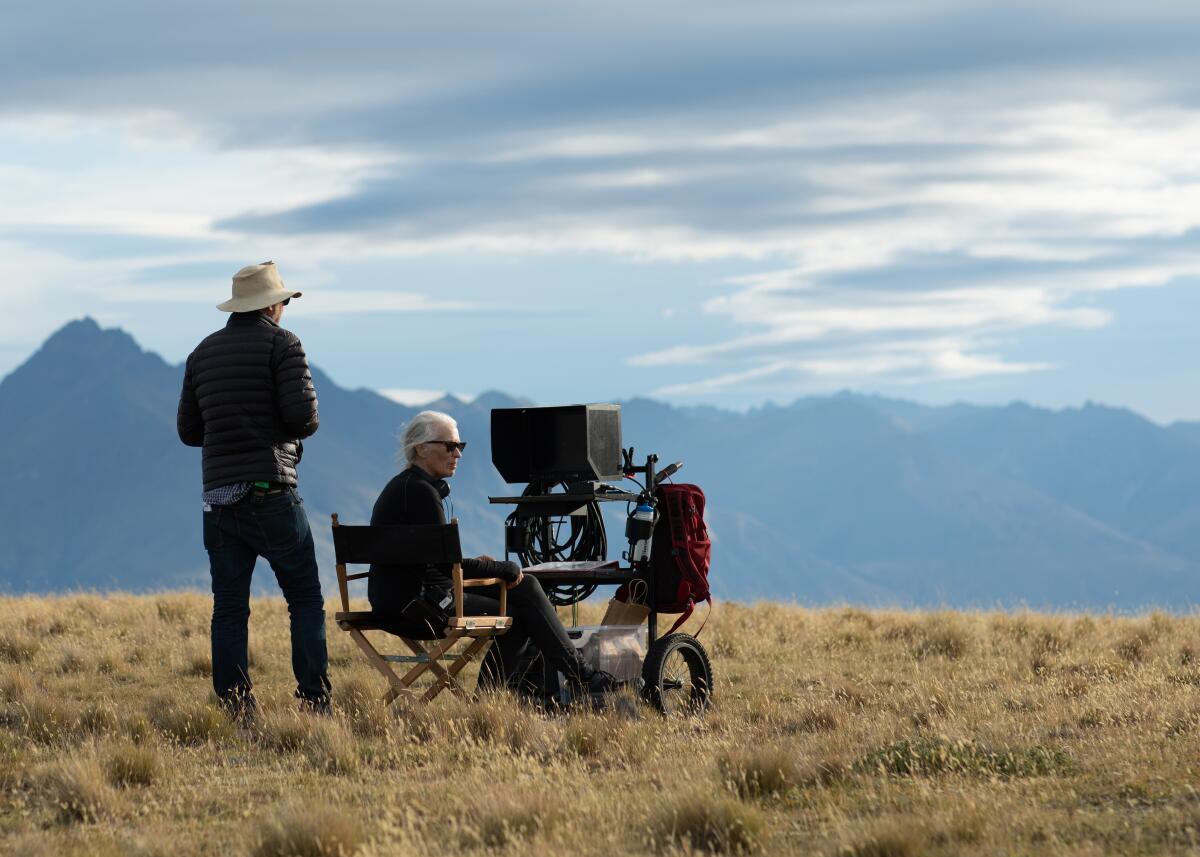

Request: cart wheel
left=642, top=633, right=713, bottom=715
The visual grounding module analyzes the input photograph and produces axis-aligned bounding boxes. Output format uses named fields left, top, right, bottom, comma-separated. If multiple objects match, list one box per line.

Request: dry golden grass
left=1, top=593, right=1199, bottom=855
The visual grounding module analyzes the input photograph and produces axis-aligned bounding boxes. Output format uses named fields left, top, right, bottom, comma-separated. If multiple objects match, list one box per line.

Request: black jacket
left=368, top=466, right=519, bottom=609
left=177, top=312, right=319, bottom=491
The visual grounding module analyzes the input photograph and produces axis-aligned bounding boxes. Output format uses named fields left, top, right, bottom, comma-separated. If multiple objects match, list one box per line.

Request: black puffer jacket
left=368, top=466, right=520, bottom=610
left=177, top=312, right=319, bottom=491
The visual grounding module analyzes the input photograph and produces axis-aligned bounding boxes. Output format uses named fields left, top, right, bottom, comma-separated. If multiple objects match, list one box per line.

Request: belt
left=251, top=481, right=289, bottom=495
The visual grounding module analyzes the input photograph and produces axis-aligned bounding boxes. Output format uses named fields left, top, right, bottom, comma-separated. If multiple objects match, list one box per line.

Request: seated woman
left=367, top=409, right=617, bottom=697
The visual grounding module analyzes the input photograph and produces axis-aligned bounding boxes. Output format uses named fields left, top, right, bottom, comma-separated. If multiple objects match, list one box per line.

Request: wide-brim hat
left=217, top=261, right=302, bottom=312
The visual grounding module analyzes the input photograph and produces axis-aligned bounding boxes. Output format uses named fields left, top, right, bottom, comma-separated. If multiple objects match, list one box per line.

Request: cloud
left=289, top=291, right=483, bottom=316
left=5, top=2, right=1200, bottom=403
left=651, top=339, right=1054, bottom=397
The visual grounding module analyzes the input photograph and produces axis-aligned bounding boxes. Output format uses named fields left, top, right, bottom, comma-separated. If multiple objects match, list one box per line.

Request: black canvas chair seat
left=331, top=513, right=511, bottom=705
left=333, top=610, right=443, bottom=640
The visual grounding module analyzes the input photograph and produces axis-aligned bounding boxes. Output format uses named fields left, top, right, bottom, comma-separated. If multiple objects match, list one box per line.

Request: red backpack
left=650, top=483, right=712, bottom=635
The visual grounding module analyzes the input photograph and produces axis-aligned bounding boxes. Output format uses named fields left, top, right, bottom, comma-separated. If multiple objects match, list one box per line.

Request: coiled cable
left=505, top=480, right=607, bottom=606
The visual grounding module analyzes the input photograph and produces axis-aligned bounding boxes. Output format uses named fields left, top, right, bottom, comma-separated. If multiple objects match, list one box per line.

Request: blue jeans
left=203, top=488, right=330, bottom=705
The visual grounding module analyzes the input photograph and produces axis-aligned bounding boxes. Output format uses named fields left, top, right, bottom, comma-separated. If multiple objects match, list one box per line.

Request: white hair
left=400, top=410, right=458, bottom=465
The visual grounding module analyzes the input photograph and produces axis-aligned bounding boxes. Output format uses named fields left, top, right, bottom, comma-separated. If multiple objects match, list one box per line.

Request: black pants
left=203, top=489, right=331, bottom=705
left=462, top=575, right=582, bottom=690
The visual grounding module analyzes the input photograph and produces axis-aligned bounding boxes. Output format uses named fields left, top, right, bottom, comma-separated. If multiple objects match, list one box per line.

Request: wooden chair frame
left=331, top=513, right=512, bottom=705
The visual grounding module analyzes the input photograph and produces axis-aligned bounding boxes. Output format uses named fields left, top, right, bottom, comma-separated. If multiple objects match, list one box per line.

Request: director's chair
left=331, top=514, right=512, bottom=705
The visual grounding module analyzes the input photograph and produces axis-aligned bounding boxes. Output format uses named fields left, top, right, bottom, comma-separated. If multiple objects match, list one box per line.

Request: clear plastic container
left=565, top=624, right=648, bottom=683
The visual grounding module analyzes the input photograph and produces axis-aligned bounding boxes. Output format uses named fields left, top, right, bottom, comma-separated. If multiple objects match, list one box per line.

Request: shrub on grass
left=453, top=694, right=545, bottom=752
left=57, top=649, right=87, bottom=674
left=837, top=825, right=923, bottom=857
left=105, top=742, right=162, bottom=787
left=183, top=651, right=213, bottom=678
left=122, top=713, right=153, bottom=744
left=913, top=617, right=971, bottom=660
left=561, top=714, right=623, bottom=760
left=253, top=803, right=361, bottom=857
left=332, top=675, right=389, bottom=738
left=258, top=711, right=314, bottom=754
left=1165, top=707, right=1200, bottom=737
left=832, top=684, right=868, bottom=710
left=0, top=731, right=24, bottom=788
left=460, top=793, right=554, bottom=848
left=1116, top=629, right=1152, bottom=663
left=151, top=700, right=232, bottom=745
left=390, top=701, right=435, bottom=743
left=652, top=792, right=765, bottom=854
left=719, top=746, right=799, bottom=799
left=857, top=736, right=1069, bottom=778
left=305, top=719, right=360, bottom=775
left=39, top=756, right=116, bottom=824
left=787, top=706, right=840, bottom=734
left=502, top=712, right=548, bottom=756
left=155, top=600, right=190, bottom=623
left=79, top=701, right=121, bottom=737
left=0, top=667, right=32, bottom=703
left=796, top=756, right=850, bottom=788
left=0, top=632, right=39, bottom=663
left=23, top=697, right=79, bottom=745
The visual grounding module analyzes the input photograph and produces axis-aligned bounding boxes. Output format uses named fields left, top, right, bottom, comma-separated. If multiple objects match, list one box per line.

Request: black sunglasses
left=425, top=440, right=467, bottom=453
left=281, top=298, right=290, bottom=306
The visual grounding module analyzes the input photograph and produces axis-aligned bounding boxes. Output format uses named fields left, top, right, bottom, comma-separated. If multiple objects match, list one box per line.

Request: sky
left=3, top=2, right=1200, bottom=421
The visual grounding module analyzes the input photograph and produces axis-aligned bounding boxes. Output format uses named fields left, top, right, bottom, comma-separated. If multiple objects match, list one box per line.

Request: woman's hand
left=506, top=569, right=525, bottom=590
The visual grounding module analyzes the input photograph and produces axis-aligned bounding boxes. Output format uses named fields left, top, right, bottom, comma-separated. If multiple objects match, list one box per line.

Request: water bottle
left=626, top=501, right=655, bottom=563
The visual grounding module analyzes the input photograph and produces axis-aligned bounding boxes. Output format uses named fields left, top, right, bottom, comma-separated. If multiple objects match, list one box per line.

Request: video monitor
left=491, top=404, right=623, bottom=484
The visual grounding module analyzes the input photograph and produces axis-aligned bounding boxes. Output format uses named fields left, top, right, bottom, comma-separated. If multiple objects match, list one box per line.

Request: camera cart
left=488, top=404, right=713, bottom=715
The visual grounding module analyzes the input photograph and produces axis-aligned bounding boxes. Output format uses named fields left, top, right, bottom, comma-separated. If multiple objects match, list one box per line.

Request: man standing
left=177, top=261, right=331, bottom=718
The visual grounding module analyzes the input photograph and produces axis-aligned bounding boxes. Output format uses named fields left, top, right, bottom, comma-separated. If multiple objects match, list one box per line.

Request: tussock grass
left=2, top=593, right=1199, bottom=855
left=104, top=742, right=162, bottom=788
left=150, top=699, right=232, bottom=745
left=182, top=650, right=212, bottom=678
left=858, top=735, right=1069, bottom=778
left=303, top=718, right=360, bottom=775
left=786, top=705, right=840, bottom=734
left=22, top=696, right=79, bottom=745
left=55, top=648, right=88, bottom=674
left=78, top=701, right=121, bottom=737
left=256, top=708, right=361, bottom=773
left=252, top=803, right=361, bottom=857
left=719, top=745, right=800, bottom=798
left=457, top=791, right=558, bottom=848
left=836, top=825, right=923, bottom=857
left=0, top=632, right=39, bottom=662
left=651, top=791, right=766, bottom=854
left=0, top=666, right=32, bottom=703
left=37, top=756, right=117, bottom=824
left=258, top=709, right=315, bottom=754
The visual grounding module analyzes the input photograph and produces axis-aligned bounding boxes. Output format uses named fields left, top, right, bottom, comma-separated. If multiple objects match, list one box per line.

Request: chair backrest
left=330, top=515, right=462, bottom=612
left=332, top=520, right=462, bottom=566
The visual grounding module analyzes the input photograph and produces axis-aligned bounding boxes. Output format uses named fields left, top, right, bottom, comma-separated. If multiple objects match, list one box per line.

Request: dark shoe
left=584, top=668, right=623, bottom=694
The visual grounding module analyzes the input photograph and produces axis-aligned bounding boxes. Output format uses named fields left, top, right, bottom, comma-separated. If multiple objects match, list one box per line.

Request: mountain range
left=1, top=317, right=1197, bottom=612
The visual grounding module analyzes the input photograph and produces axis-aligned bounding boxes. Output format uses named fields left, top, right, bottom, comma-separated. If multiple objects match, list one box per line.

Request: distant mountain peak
left=41, top=317, right=143, bottom=358
left=471, top=390, right=534, bottom=409
left=0, top=317, right=166, bottom=393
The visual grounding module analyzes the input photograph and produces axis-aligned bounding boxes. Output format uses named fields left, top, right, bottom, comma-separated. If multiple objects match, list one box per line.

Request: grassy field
left=1, top=593, right=1199, bottom=856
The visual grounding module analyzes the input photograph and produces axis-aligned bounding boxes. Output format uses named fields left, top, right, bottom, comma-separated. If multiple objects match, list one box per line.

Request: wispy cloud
left=4, top=2, right=1200, bottom=409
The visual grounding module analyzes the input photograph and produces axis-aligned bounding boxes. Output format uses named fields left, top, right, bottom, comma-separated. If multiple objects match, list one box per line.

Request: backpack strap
left=664, top=594, right=713, bottom=637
